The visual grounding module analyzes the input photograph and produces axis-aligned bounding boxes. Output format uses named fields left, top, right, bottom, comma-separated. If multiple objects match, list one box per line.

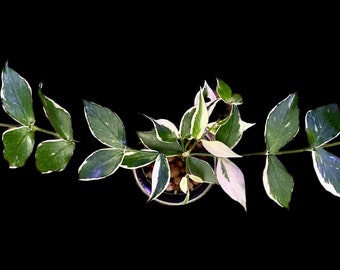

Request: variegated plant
left=1, top=62, right=340, bottom=211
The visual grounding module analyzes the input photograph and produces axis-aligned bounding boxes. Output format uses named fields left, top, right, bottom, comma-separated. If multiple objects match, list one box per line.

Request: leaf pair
left=263, top=93, right=340, bottom=208
left=1, top=63, right=75, bottom=173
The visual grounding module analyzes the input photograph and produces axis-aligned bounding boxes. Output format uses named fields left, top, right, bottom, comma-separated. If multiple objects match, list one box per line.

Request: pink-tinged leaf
left=216, top=158, right=247, bottom=211
left=201, top=139, right=242, bottom=158
left=194, top=80, right=218, bottom=116
left=194, top=80, right=217, bottom=106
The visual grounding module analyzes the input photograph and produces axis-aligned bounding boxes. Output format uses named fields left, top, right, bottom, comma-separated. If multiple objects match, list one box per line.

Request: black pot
left=132, top=166, right=213, bottom=206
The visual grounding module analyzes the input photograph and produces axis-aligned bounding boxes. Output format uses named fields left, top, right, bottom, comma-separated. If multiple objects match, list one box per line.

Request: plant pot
left=132, top=156, right=213, bottom=206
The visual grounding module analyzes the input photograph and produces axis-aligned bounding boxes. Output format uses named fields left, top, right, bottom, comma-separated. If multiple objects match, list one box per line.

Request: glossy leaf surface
left=2, top=126, right=35, bottom=168
left=263, top=155, right=294, bottom=208
left=265, top=93, right=299, bottom=153
left=305, top=103, right=340, bottom=147
left=1, top=63, right=35, bottom=126
left=120, top=149, right=158, bottom=169
left=35, top=139, right=75, bottom=173
left=78, top=148, right=125, bottom=180
left=84, top=100, right=126, bottom=148
left=312, top=148, right=340, bottom=197
left=39, top=88, right=73, bottom=141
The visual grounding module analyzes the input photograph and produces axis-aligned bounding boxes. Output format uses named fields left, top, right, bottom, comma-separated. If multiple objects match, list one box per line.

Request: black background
left=1, top=3, right=339, bottom=266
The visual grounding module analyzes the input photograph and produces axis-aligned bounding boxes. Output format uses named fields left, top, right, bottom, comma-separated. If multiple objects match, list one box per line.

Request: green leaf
left=148, top=153, right=170, bottom=201
left=35, top=139, right=75, bottom=173
left=312, top=148, right=340, bottom=197
left=38, top=88, right=73, bottom=141
left=78, top=148, right=125, bottom=180
left=215, top=157, right=247, bottom=211
left=263, top=155, right=294, bottom=208
left=142, top=115, right=179, bottom=142
left=2, top=126, right=35, bottom=168
left=83, top=100, right=126, bottom=148
left=1, top=63, right=35, bottom=126
left=191, top=88, right=209, bottom=140
left=265, top=93, right=299, bottom=153
left=179, top=106, right=195, bottom=139
left=215, top=105, right=255, bottom=148
left=186, top=156, right=218, bottom=184
left=136, top=130, right=183, bottom=155
left=231, top=93, right=243, bottom=105
left=216, top=78, right=233, bottom=102
left=120, top=149, right=158, bottom=169
left=305, top=104, right=340, bottom=147
left=201, top=139, right=242, bottom=158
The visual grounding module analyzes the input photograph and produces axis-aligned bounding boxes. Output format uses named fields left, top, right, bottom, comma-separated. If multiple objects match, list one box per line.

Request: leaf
left=263, top=155, right=294, bottom=208
left=136, top=130, right=183, bottom=155
left=305, top=104, right=340, bottom=147
left=215, top=105, right=255, bottom=148
left=194, top=81, right=219, bottom=116
left=148, top=153, right=171, bottom=202
left=83, top=100, right=126, bottom=148
left=1, top=63, right=35, bottom=126
left=194, top=81, right=218, bottom=106
left=186, top=156, right=218, bottom=184
left=231, top=93, right=243, bottom=105
left=179, top=106, right=195, bottom=139
left=142, top=115, right=179, bottom=142
left=120, top=149, right=158, bottom=169
left=216, top=78, right=233, bottom=102
left=179, top=176, right=191, bottom=204
left=2, top=126, right=35, bottom=168
left=312, top=148, right=340, bottom=197
left=35, top=139, right=75, bottom=173
left=188, top=174, right=204, bottom=183
left=179, top=176, right=190, bottom=194
left=265, top=93, right=299, bottom=153
left=215, top=157, right=247, bottom=211
left=191, top=88, right=209, bottom=140
left=201, top=139, right=242, bottom=158
left=38, top=87, right=73, bottom=141
left=78, top=148, right=125, bottom=180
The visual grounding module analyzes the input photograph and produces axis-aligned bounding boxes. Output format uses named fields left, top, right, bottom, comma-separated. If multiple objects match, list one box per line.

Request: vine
left=1, top=62, right=340, bottom=210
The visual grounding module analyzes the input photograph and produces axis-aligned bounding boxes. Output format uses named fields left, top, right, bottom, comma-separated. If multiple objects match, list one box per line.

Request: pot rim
left=132, top=167, right=213, bottom=206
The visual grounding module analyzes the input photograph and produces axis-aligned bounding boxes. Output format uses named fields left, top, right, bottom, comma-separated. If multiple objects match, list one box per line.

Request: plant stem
left=241, top=147, right=310, bottom=157
left=0, top=122, right=80, bottom=142
left=242, top=141, right=340, bottom=157
left=32, top=126, right=61, bottom=137
left=191, top=141, right=340, bottom=158
left=0, top=123, right=14, bottom=129
left=0, top=122, right=60, bottom=137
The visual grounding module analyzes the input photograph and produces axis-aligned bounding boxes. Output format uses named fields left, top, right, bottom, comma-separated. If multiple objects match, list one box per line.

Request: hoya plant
left=1, top=62, right=340, bottom=211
